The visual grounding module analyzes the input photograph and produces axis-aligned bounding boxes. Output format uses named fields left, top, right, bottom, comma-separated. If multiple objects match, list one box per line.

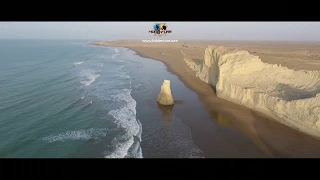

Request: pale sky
left=1, top=22, right=320, bottom=41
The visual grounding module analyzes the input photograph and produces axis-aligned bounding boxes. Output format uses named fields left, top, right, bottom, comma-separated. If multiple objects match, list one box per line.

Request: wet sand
left=93, top=40, right=320, bottom=158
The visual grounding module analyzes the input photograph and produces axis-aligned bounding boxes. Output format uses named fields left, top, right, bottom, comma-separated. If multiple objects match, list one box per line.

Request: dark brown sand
left=93, top=40, right=320, bottom=158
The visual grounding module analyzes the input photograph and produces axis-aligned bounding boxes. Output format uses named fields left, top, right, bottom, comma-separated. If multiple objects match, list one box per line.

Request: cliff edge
left=183, top=46, right=320, bottom=139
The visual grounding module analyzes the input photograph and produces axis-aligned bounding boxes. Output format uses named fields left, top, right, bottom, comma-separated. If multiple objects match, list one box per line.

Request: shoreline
left=130, top=47, right=268, bottom=158
left=93, top=41, right=320, bottom=158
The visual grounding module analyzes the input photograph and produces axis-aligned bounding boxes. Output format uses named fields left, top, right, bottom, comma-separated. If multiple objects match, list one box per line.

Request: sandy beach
left=92, top=40, right=320, bottom=158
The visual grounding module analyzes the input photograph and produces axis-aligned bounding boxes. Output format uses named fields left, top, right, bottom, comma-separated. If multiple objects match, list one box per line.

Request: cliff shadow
left=209, top=84, right=217, bottom=95
left=210, top=52, right=220, bottom=96
left=250, top=109, right=320, bottom=158
left=192, top=59, right=204, bottom=65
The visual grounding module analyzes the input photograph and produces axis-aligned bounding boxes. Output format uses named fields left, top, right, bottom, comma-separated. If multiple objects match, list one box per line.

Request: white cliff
left=183, top=46, right=320, bottom=139
left=157, top=80, right=175, bottom=105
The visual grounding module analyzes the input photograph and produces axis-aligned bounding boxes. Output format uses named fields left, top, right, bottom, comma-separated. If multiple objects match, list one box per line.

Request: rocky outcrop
left=157, top=80, right=174, bottom=105
left=183, top=46, right=320, bottom=139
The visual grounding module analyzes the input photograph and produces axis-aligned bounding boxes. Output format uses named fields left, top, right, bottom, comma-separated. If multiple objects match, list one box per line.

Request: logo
left=149, top=23, right=172, bottom=37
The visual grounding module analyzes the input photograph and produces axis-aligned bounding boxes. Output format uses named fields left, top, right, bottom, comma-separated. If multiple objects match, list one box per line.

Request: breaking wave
left=104, top=88, right=143, bottom=158
left=111, top=48, right=120, bottom=59
left=41, top=128, right=107, bottom=143
left=80, top=70, right=100, bottom=86
left=74, top=61, right=84, bottom=66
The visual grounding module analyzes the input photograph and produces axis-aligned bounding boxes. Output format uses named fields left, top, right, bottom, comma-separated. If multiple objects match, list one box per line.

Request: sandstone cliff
left=183, top=46, right=320, bottom=139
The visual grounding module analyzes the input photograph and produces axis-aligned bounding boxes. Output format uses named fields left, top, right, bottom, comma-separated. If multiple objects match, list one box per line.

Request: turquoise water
left=0, top=40, right=203, bottom=158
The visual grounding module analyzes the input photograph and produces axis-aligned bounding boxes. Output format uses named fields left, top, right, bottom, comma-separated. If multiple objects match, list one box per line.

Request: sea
left=0, top=40, right=204, bottom=158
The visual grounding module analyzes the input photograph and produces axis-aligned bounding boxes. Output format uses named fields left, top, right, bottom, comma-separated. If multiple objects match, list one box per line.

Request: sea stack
left=157, top=80, right=174, bottom=105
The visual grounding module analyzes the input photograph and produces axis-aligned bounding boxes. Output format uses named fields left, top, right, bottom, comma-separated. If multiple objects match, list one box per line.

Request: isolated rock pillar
left=157, top=80, right=174, bottom=105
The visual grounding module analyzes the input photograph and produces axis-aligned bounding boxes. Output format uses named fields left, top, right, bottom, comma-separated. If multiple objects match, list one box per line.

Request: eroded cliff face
left=183, top=46, right=320, bottom=139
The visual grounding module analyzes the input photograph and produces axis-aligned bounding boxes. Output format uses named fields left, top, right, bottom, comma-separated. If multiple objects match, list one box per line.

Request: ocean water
left=0, top=40, right=203, bottom=158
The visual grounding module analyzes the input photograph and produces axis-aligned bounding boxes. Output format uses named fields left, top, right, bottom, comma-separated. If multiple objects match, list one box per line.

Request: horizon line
left=2, top=38, right=320, bottom=43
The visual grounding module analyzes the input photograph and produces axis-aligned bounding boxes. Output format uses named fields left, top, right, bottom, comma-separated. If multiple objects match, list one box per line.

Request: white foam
left=108, top=89, right=138, bottom=135
left=41, top=128, right=107, bottom=143
left=121, top=74, right=130, bottom=79
left=74, top=61, right=84, bottom=66
left=104, top=134, right=135, bottom=158
left=111, top=48, right=120, bottom=59
left=130, top=120, right=143, bottom=158
left=104, top=123, right=143, bottom=158
left=112, top=54, right=119, bottom=59
left=80, top=71, right=100, bottom=86
left=100, top=63, right=104, bottom=67
left=106, top=88, right=143, bottom=158
left=90, top=88, right=117, bottom=101
left=134, top=83, right=145, bottom=89
left=96, top=54, right=109, bottom=60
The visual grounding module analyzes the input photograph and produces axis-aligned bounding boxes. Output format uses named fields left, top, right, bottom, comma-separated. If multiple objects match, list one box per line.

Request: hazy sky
left=1, top=22, right=320, bottom=41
